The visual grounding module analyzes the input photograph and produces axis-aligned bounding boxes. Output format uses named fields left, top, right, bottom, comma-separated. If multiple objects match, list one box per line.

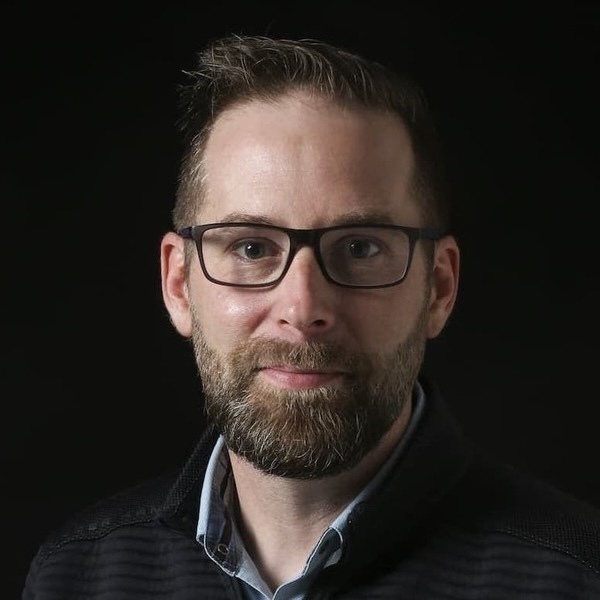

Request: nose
left=271, top=247, right=338, bottom=338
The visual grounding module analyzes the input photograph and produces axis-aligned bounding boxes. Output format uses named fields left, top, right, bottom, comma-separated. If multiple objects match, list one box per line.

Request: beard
left=190, top=299, right=429, bottom=480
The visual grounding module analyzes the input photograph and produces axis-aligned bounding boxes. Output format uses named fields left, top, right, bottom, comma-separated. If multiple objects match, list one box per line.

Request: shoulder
left=23, top=469, right=197, bottom=598
left=35, top=468, right=180, bottom=562
left=28, top=426, right=219, bottom=574
left=450, top=453, right=600, bottom=574
left=418, top=379, right=600, bottom=575
left=22, top=464, right=228, bottom=599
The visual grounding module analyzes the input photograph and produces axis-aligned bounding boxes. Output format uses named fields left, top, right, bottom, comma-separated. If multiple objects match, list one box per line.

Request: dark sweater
left=23, top=379, right=600, bottom=599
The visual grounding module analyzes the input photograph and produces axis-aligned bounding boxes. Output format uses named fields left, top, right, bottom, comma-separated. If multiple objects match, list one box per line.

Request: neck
left=227, top=399, right=412, bottom=591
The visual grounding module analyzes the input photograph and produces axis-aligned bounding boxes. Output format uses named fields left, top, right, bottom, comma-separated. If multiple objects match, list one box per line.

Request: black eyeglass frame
left=177, top=222, right=444, bottom=289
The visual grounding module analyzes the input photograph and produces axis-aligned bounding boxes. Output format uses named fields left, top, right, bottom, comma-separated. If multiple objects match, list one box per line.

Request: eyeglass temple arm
left=419, top=228, right=446, bottom=241
left=177, top=227, right=194, bottom=239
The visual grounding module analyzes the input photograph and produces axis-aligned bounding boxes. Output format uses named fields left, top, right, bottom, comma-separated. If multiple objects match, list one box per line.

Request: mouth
left=258, top=365, right=345, bottom=390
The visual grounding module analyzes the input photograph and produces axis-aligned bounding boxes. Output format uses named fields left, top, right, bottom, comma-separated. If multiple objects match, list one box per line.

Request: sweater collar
left=157, top=376, right=473, bottom=570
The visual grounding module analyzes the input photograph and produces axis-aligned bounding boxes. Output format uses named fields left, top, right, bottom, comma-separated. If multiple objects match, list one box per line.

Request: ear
left=160, top=231, right=193, bottom=338
left=426, top=235, right=460, bottom=338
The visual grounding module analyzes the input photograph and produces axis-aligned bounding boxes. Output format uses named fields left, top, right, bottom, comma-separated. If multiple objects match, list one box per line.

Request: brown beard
left=190, top=300, right=429, bottom=479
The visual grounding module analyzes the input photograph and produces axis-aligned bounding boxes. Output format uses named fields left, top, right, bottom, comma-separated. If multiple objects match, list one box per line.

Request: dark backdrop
left=3, top=2, right=599, bottom=597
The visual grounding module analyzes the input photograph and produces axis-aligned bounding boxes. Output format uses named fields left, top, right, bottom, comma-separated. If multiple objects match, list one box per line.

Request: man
left=23, top=34, right=600, bottom=599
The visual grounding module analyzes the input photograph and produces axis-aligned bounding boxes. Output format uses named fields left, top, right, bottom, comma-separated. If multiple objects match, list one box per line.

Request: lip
left=258, top=366, right=344, bottom=390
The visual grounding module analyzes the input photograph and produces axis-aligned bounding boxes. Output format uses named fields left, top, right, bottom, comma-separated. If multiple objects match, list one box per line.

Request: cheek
left=194, top=285, right=269, bottom=348
left=350, top=297, right=399, bottom=347
left=349, top=288, right=424, bottom=351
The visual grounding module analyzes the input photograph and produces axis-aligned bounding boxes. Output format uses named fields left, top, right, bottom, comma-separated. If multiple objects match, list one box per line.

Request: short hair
left=173, top=34, right=449, bottom=234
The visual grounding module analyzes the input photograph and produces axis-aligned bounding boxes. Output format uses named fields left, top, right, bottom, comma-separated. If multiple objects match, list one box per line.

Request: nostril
left=278, top=316, right=330, bottom=332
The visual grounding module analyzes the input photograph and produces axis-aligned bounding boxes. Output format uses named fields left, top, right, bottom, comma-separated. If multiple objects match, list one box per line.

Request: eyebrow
left=214, top=210, right=397, bottom=227
left=331, top=211, right=396, bottom=226
left=217, top=213, right=276, bottom=226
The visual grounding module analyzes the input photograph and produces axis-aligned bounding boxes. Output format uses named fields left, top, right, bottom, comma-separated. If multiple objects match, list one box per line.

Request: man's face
left=167, top=93, right=455, bottom=478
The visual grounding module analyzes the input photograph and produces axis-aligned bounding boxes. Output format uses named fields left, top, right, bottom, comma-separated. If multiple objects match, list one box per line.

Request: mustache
left=229, top=338, right=366, bottom=373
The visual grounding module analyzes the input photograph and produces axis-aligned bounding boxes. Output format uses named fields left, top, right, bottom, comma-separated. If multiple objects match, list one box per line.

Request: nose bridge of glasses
left=287, top=228, right=321, bottom=253
left=285, top=228, right=328, bottom=277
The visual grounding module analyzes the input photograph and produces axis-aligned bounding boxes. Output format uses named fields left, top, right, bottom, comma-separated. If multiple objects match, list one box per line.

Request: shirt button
left=216, top=543, right=229, bottom=557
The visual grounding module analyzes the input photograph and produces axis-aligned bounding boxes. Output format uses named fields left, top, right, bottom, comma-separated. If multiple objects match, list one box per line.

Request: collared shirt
left=197, top=382, right=425, bottom=600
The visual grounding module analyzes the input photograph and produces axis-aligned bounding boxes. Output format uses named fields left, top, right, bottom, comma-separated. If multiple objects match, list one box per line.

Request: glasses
left=177, top=222, right=443, bottom=289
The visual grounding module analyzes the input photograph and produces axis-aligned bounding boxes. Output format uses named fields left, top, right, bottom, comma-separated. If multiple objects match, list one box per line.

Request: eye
left=346, top=238, right=380, bottom=259
left=231, top=238, right=279, bottom=260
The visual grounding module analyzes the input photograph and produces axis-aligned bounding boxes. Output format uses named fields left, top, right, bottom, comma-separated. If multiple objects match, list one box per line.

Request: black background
left=3, top=2, right=599, bottom=597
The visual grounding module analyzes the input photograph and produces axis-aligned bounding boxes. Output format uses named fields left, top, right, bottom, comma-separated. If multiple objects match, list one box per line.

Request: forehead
left=199, top=93, right=419, bottom=226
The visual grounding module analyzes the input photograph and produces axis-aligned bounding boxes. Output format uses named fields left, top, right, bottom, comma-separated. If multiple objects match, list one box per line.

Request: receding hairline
left=184, top=90, right=423, bottom=220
